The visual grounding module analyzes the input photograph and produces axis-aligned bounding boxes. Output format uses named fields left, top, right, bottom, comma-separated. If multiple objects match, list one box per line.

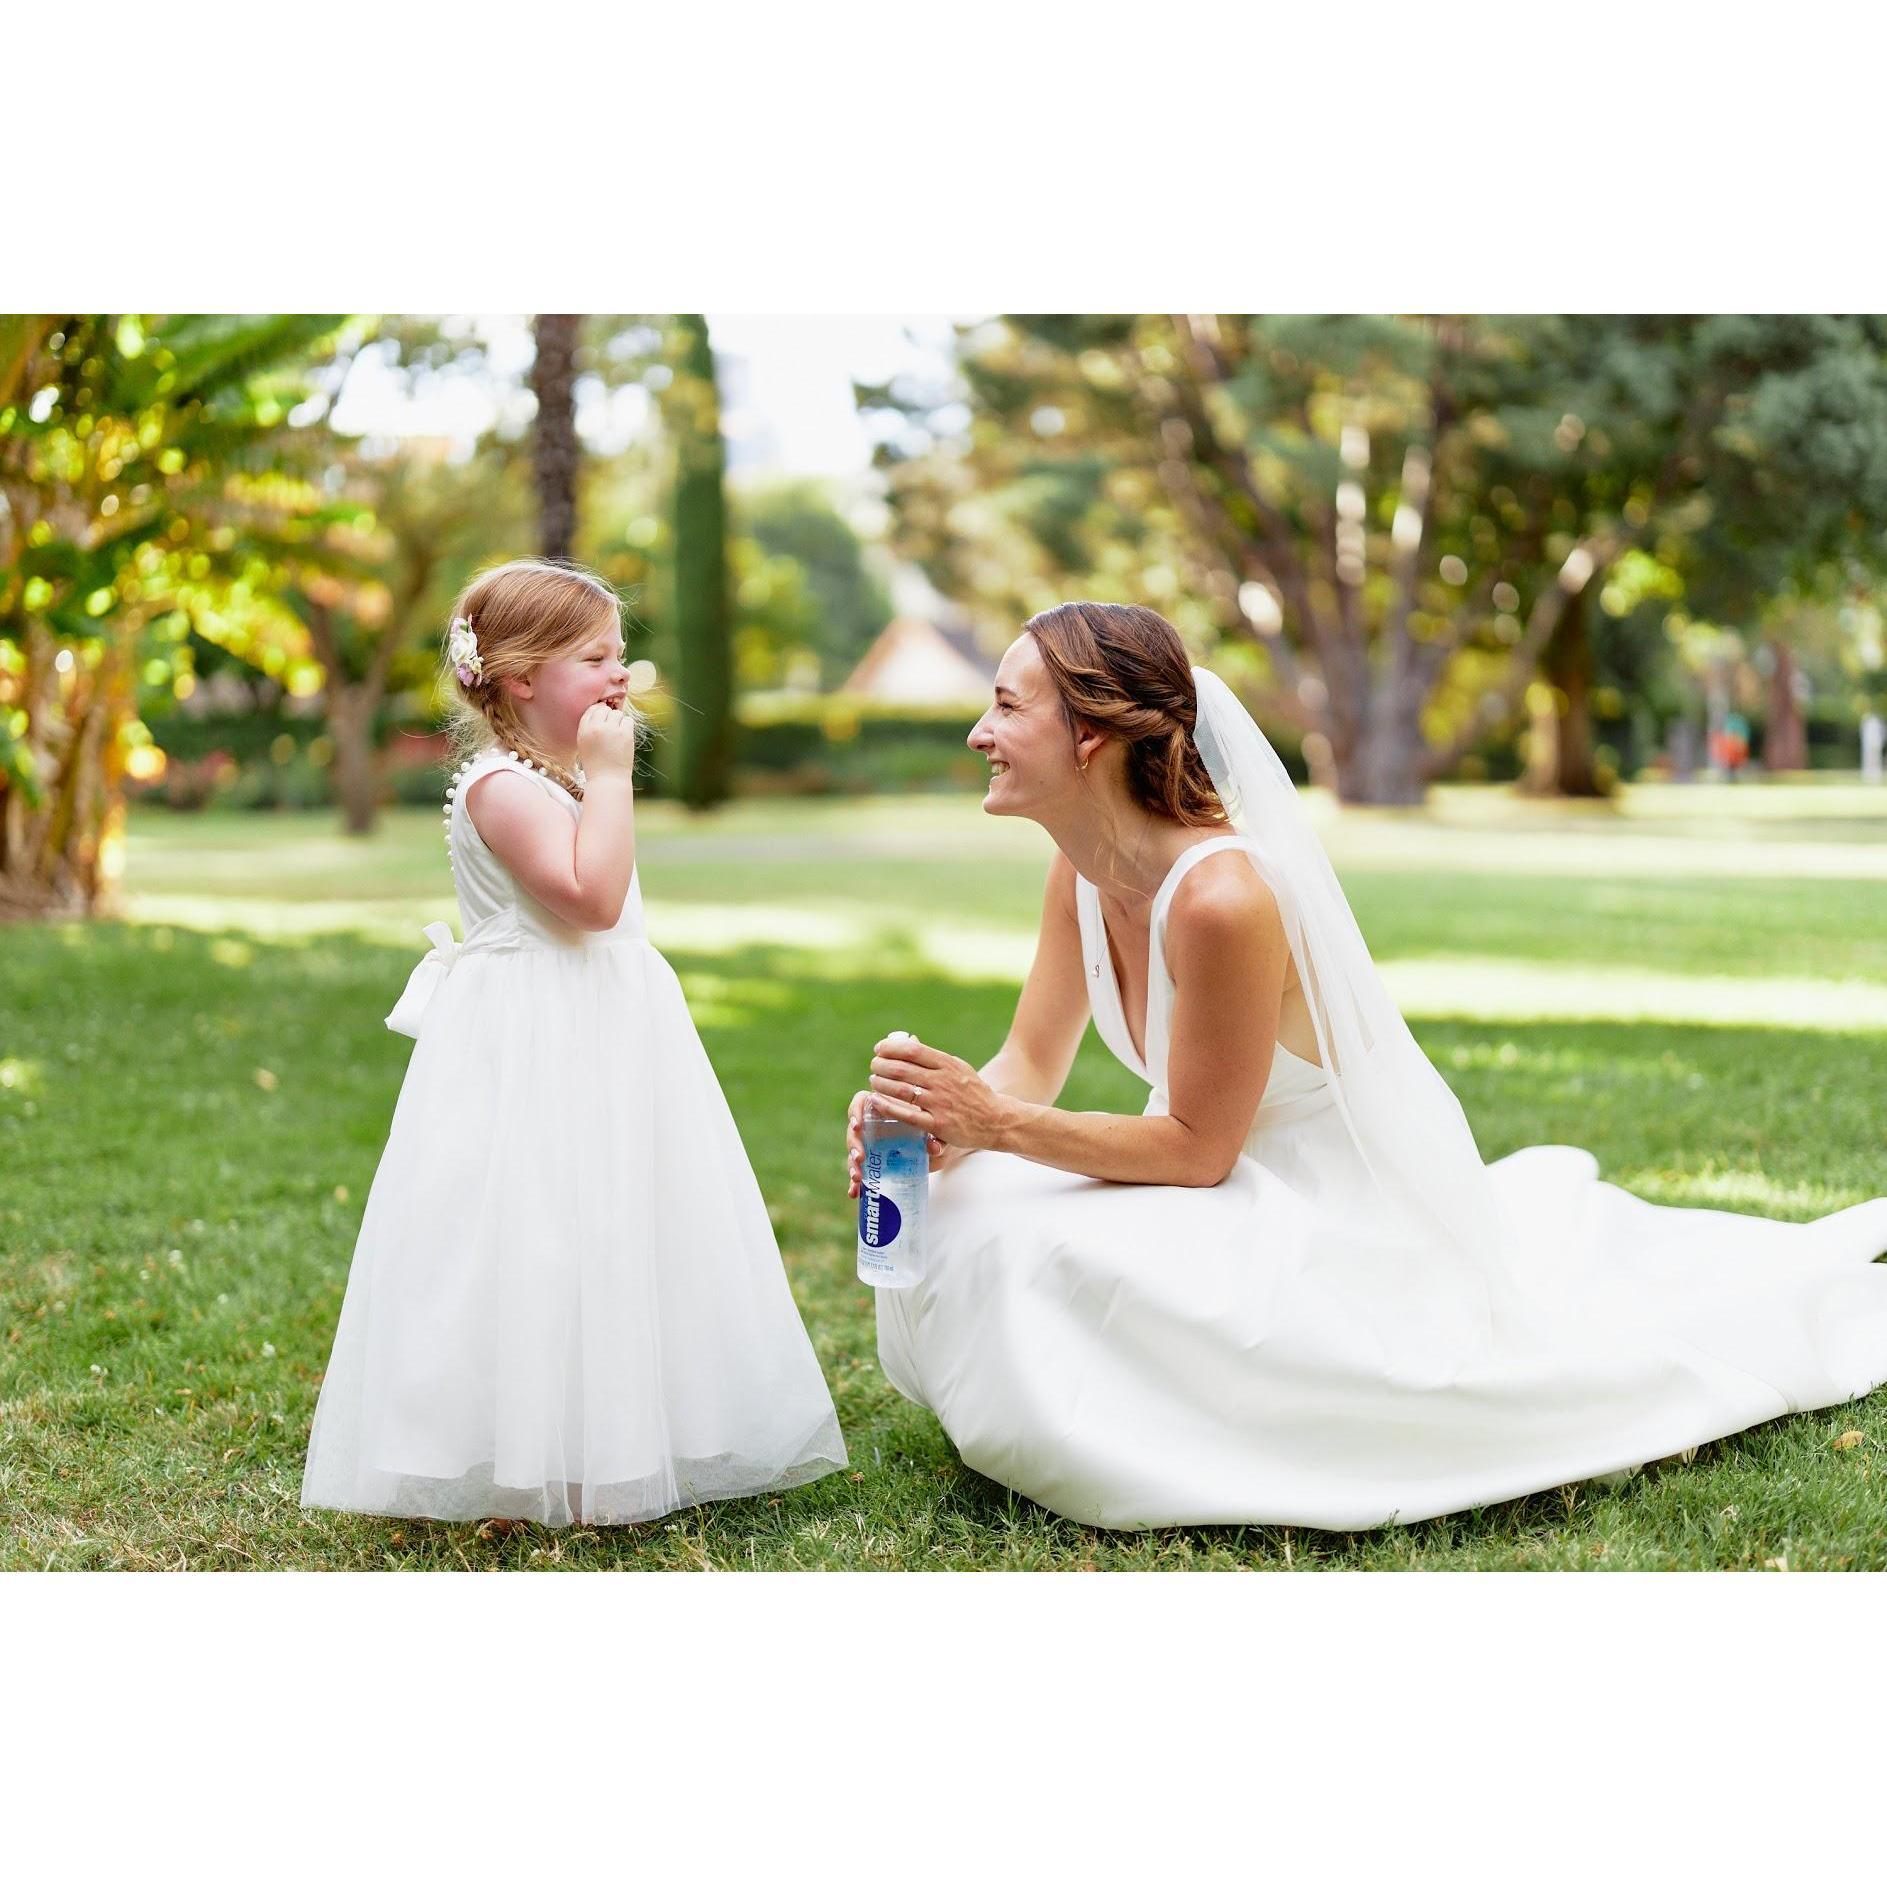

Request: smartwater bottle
left=856, top=1034, right=930, bottom=1289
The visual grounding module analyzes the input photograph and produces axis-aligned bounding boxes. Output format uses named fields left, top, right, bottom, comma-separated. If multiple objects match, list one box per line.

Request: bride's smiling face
left=968, top=635, right=1091, bottom=818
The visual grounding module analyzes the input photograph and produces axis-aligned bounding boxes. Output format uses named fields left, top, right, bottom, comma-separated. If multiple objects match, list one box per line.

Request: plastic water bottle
left=856, top=1033, right=930, bottom=1289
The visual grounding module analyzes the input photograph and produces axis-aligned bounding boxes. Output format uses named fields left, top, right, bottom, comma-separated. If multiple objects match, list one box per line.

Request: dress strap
left=1072, top=872, right=1150, bottom=1079
left=451, top=749, right=578, bottom=839
left=1150, top=834, right=1259, bottom=936
left=1137, top=835, right=1269, bottom=1094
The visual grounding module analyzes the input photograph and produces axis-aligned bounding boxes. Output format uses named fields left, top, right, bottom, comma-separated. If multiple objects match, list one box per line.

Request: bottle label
left=857, top=1113, right=927, bottom=1287
left=859, top=1168, right=903, bottom=1248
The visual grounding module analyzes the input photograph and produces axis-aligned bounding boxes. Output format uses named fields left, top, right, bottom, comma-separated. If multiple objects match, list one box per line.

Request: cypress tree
left=666, top=314, right=733, bottom=809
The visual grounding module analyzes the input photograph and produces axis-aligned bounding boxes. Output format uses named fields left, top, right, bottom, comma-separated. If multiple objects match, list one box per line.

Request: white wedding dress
left=877, top=832, right=1887, bottom=1531
left=303, top=748, right=846, bottom=1527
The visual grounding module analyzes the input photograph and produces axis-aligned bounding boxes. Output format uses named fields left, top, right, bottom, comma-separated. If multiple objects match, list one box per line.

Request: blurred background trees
left=739, top=479, right=892, bottom=690
left=6, top=310, right=1886, bottom=921
left=0, top=313, right=351, bottom=914
left=861, top=314, right=1887, bottom=804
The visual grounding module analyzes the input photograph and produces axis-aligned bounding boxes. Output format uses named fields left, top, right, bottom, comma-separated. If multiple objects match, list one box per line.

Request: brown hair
left=442, top=558, right=630, bottom=798
left=1023, top=601, right=1228, bottom=827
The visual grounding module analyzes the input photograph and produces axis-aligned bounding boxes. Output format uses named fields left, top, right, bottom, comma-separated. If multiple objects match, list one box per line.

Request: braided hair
left=1022, top=601, right=1228, bottom=827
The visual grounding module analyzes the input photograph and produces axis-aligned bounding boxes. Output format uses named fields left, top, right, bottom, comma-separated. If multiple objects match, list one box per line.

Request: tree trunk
left=1764, top=636, right=1806, bottom=772
left=666, top=315, right=734, bottom=810
left=530, top=314, right=582, bottom=562
left=1549, top=582, right=1604, bottom=795
left=1521, top=581, right=1607, bottom=797
left=1328, top=671, right=1430, bottom=805
left=0, top=628, right=131, bottom=918
left=1338, top=736, right=1430, bottom=805
left=327, top=690, right=380, bottom=836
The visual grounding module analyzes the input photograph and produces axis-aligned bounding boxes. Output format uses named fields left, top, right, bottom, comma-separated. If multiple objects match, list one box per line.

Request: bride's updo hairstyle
left=1023, top=601, right=1228, bottom=827
left=442, top=558, right=630, bottom=800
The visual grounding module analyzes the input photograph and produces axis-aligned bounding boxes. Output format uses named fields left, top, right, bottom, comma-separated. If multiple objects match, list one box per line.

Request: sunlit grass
left=3, top=779, right=1885, bottom=1571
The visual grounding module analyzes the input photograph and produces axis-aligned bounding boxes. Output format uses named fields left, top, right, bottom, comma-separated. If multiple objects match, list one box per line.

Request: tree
left=661, top=315, right=733, bottom=809
left=0, top=313, right=348, bottom=915
left=863, top=315, right=1887, bottom=804
left=740, top=479, right=892, bottom=687
left=530, top=314, right=583, bottom=561
left=289, top=436, right=532, bottom=832
left=312, top=316, right=670, bottom=825
left=1512, top=317, right=1887, bottom=792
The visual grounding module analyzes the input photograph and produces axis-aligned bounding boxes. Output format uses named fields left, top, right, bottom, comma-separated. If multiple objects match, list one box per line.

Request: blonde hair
left=442, top=559, right=631, bottom=799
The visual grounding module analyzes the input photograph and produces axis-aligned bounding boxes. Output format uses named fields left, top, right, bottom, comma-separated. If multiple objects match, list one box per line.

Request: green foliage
left=663, top=315, right=734, bottom=809
left=862, top=315, right=1887, bottom=804
left=0, top=313, right=352, bottom=910
left=738, top=479, right=892, bottom=687
left=1, top=314, right=351, bottom=677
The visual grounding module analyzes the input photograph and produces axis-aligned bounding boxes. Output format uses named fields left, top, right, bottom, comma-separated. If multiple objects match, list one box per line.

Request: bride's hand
left=868, top=1035, right=1011, bottom=1154
left=847, top=1087, right=946, bottom=1197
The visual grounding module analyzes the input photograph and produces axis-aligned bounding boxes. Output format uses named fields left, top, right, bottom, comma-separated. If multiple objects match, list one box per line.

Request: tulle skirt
left=303, top=937, right=846, bottom=1527
left=878, top=1106, right=1887, bottom=1531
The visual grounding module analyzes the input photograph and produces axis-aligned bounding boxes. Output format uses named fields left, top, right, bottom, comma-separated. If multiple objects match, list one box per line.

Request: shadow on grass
left=2, top=920, right=1883, bottom=1569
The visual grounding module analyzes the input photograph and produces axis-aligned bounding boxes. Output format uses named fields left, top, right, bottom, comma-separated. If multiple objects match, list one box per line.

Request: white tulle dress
left=877, top=835, right=1887, bottom=1532
left=302, top=748, right=846, bottom=1527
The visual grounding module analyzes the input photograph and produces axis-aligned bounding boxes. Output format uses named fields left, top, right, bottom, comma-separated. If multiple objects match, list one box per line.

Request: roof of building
left=843, top=615, right=998, bottom=699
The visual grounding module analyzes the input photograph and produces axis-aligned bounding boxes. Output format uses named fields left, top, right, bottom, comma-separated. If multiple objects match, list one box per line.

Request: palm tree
left=0, top=313, right=347, bottom=916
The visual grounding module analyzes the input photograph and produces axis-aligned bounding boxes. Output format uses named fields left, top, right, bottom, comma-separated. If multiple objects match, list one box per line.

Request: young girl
left=301, top=558, right=847, bottom=1527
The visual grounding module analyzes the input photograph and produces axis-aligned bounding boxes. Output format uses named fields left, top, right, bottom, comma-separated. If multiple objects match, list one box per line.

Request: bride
left=849, top=600, right=1887, bottom=1532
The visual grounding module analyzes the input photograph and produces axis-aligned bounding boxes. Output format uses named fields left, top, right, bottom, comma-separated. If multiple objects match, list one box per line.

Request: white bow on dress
left=385, top=922, right=464, bottom=1039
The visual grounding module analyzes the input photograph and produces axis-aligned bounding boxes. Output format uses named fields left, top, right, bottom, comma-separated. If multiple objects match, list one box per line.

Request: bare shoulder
left=465, top=765, right=538, bottom=814
left=1167, top=849, right=1283, bottom=951
left=464, top=766, right=559, bottom=840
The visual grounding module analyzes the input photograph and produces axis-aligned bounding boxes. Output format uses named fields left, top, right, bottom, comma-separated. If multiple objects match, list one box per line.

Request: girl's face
left=966, top=634, right=1091, bottom=819
left=515, top=619, right=630, bottom=749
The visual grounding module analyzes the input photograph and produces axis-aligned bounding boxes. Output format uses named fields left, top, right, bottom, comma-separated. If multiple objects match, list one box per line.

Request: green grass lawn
left=4, top=780, right=1886, bottom=1571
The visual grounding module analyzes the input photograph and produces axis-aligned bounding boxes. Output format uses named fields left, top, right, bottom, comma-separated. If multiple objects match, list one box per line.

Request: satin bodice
left=1074, top=834, right=1332, bottom=1133
left=386, top=749, right=647, bottom=1038
left=447, top=749, right=645, bottom=952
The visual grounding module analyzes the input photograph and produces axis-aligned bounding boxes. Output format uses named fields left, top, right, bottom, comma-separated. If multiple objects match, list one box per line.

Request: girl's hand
left=846, top=1087, right=946, bottom=1197
left=867, top=1035, right=1012, bottom=1155
left=577, top=702, right=639, bottom=776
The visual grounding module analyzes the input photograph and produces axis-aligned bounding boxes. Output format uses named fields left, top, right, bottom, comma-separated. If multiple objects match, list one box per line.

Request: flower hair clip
left=447, top=617, right=483, bottom=688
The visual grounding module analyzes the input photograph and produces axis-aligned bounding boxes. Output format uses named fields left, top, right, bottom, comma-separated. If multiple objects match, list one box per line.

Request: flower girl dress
left=302, top=748, right=847, bottom=1527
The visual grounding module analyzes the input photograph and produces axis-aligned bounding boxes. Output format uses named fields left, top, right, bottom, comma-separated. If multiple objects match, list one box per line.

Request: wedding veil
left=1189, top=665, right=1526, bottom=1377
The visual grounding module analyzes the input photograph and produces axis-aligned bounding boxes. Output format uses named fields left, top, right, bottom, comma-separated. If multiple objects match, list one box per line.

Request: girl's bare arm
left=465, top=770, right=635, bottom=931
